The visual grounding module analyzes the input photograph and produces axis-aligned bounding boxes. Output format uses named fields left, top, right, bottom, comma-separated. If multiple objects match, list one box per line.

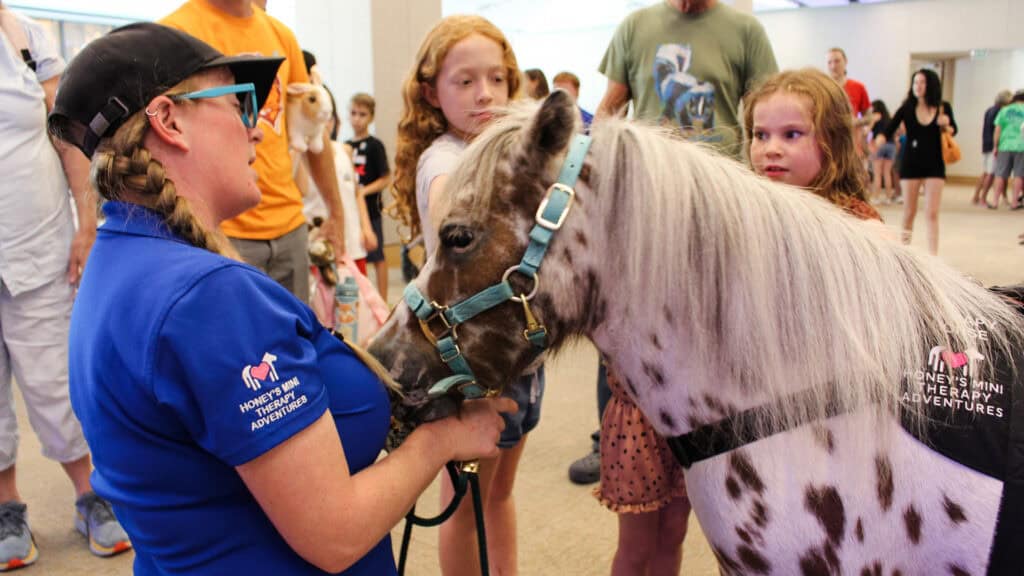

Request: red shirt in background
left=843, top=78, right=871, bottom=117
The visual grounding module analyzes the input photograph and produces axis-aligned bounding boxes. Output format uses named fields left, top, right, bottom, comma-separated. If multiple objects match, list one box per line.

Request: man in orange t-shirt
left=162, top=0, right=345, bottom=303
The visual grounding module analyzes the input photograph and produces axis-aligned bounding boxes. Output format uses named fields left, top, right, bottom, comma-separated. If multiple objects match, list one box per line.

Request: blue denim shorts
left=873, top=142, right=896, bottom=161
left=498, top=366, right=545, bottom=449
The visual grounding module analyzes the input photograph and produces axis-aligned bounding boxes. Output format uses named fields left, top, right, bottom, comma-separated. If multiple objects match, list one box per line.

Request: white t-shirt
left=416, top=132, right=467, bottom=256
left=0, top=10, right=73, bottom=295
left=301, top=141, right=366, bottom=260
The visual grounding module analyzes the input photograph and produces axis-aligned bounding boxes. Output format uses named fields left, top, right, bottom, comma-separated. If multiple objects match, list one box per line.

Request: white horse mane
left=447, top=103, right=1023, bottom=437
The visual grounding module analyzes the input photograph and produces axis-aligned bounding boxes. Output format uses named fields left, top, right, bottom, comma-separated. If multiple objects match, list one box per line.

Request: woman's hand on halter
left=422, top=396, right=517, bottom=462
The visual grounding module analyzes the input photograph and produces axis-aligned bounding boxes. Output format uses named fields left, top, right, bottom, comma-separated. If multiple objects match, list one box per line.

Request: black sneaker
left=568, top=450, right=600, bottom=485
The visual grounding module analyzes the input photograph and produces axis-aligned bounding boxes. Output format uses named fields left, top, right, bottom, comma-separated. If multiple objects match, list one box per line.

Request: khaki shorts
left=230, top=224, right=310, bottom=304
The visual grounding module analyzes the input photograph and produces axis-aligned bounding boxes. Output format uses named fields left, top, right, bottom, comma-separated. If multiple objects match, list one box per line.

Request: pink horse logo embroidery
left=927, top=346, right=984, bottom=377
left=242, top=352, right=279, bottom=391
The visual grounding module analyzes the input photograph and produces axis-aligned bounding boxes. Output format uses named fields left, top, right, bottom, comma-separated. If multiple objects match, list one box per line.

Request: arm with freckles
left=307, top=133, right=346, bottom=258
left=43, top=75, right=96, bottom=284
left=596, top=79, right=630, bottom=119
left=236, top=398, right=514, bottom=573
left=344, top=144, right=377, bottom=252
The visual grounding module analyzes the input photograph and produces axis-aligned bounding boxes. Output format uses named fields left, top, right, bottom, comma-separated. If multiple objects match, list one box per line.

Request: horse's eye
left=440, top=225, right=475, bottom=252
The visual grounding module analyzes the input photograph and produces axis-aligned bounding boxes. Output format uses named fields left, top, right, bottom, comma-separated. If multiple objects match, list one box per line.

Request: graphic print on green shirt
left=599, top=2, right=777, bottom=157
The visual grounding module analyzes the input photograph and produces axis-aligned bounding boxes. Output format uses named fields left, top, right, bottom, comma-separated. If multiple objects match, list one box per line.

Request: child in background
left=868, top=99, right=895, bottom=204
left=298, top=85, right=377, bottom=275
left=389, top=15, right=540, bottom=576
left=744, top=68, right=880, bottom=222
left=346, top=93, right=391, bottom=299
left=523, top=68, right=549, bottom=100
left=594, top=362, right=691, bottom=575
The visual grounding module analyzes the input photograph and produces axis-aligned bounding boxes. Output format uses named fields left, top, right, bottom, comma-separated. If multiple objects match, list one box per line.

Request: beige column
left=371, top=0, right=442, bottom=248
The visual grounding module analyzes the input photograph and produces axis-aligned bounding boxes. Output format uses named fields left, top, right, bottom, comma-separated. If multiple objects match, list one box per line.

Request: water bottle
left=334, top=275, right=359, bottom=343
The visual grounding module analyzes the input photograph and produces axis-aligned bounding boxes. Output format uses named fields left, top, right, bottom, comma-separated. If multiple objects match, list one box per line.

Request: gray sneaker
left=568, top=449, right=601, bottom=485
left=0, top=501, right=37, bottom=571
left=74, top=492, right=131, bottom=557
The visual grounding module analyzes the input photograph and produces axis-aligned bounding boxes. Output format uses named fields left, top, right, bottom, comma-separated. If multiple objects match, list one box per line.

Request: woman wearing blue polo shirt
left=48, top=23, right=513, bottom=575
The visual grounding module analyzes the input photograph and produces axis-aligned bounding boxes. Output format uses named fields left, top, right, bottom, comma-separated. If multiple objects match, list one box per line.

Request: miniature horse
left=369, top=91, right=1024, bottom=575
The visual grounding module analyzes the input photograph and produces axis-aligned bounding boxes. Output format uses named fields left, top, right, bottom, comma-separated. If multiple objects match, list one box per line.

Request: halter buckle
left=418, top=303, right=456, bottom=345
left=519, top=295, right=548, bottom=346
left=536, top=183, right=575, bottom=231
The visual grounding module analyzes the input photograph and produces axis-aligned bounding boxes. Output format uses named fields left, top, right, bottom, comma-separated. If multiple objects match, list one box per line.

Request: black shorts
left=498, top=367, right=545, bottom=449
left=366, top=217, right=385, bottom=263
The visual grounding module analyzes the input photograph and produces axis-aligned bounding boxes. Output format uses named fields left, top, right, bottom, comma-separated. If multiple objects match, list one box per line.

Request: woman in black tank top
left=881, top=68, right=957, bottom=255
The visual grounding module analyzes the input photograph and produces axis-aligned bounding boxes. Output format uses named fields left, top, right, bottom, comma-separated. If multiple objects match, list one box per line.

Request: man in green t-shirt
left=568, top=0, right=779, bottom=487
left=596, top=0, right=778, bottom=159
left=992, top=91, right=1024, bottom=209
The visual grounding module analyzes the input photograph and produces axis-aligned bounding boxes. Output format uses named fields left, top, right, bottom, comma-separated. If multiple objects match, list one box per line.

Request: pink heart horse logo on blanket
left=928, top=346, right=985, bottom=376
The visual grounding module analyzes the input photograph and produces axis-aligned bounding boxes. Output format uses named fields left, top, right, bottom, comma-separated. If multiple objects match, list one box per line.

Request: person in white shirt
left=0, top=4, right=129, bottom=568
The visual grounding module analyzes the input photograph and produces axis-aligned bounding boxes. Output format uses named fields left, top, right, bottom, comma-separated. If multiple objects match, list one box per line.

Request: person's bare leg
left=61, top=454, right=93, bottom=497
left=0, top=465, right=20, bottom=503
left=972, top=172, right=986, bottom=204
left=439, top=457, right=498, bottom=576
left=992, top=177, right=1008, bottom=208
left=923, top=178, right=944, bottom=255
left=891, top=164, right=901, bottom=201
left=482, top=438, right=528, bottom=575
left=880, top=159, right=893, bottom=202
left=611, top=510, right=659, bottom=576
left=374, top=260, right=388, bottom=301
left=900, top=179, right=922, bottom=244
left=978, top=173, right=995, bottom=206
left=1012, top=177, right=1024, bottom=207
left=871, top=158, right=884, bottom=201
left=0, top=456, right=90, bottom=503
left=650, top=497, right=692, bottom=576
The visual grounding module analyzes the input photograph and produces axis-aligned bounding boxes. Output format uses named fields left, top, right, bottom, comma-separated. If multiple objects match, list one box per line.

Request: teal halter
left=404, top=133, right=592, bottom=400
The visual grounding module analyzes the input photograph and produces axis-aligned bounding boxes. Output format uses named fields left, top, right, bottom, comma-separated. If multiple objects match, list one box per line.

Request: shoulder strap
left=0, top=8, right=36, bottom=71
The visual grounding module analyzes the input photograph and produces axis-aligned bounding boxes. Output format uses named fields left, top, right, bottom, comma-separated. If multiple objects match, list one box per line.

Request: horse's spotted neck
left=529, top=178, right=757, bottom=438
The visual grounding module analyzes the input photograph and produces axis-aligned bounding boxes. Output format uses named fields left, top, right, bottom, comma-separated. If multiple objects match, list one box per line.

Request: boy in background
left=346, top=93, right=391, bottom=298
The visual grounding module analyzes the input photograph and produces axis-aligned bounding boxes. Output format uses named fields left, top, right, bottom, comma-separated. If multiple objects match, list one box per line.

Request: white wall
left=758, top=0, right=1024, bottom=176
left=952, top=51, right=1024, bottom=177
left=291, top=0, right=374, bottom=143
left=295, top=0, right=442, bottom=246
left=443, top=0, right=659, bottom=115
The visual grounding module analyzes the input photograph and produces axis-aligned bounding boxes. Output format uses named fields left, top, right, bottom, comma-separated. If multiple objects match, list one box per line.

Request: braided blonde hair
left=90, top=73, right=240, bottom=259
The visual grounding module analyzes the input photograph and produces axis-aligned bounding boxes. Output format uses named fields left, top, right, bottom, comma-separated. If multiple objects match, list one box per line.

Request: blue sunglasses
left=169, top=83, right=258, bottom=128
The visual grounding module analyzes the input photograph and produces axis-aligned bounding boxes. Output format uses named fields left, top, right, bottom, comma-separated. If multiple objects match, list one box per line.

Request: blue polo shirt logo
left=238, top=354, right=308, bottom=431
left=242, top=352, right=279, bottom=391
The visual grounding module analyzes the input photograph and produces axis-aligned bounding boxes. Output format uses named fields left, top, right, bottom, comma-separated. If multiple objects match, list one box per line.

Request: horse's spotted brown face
left=370, top=92, right=583, bottom=435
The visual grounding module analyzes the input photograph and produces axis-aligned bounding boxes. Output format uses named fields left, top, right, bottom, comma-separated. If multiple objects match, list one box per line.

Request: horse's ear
left=522, top=90, right=578, bottom=160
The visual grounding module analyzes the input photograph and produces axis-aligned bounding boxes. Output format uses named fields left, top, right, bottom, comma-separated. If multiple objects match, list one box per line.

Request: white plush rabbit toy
left=286, top=82, right=332, bottom=153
